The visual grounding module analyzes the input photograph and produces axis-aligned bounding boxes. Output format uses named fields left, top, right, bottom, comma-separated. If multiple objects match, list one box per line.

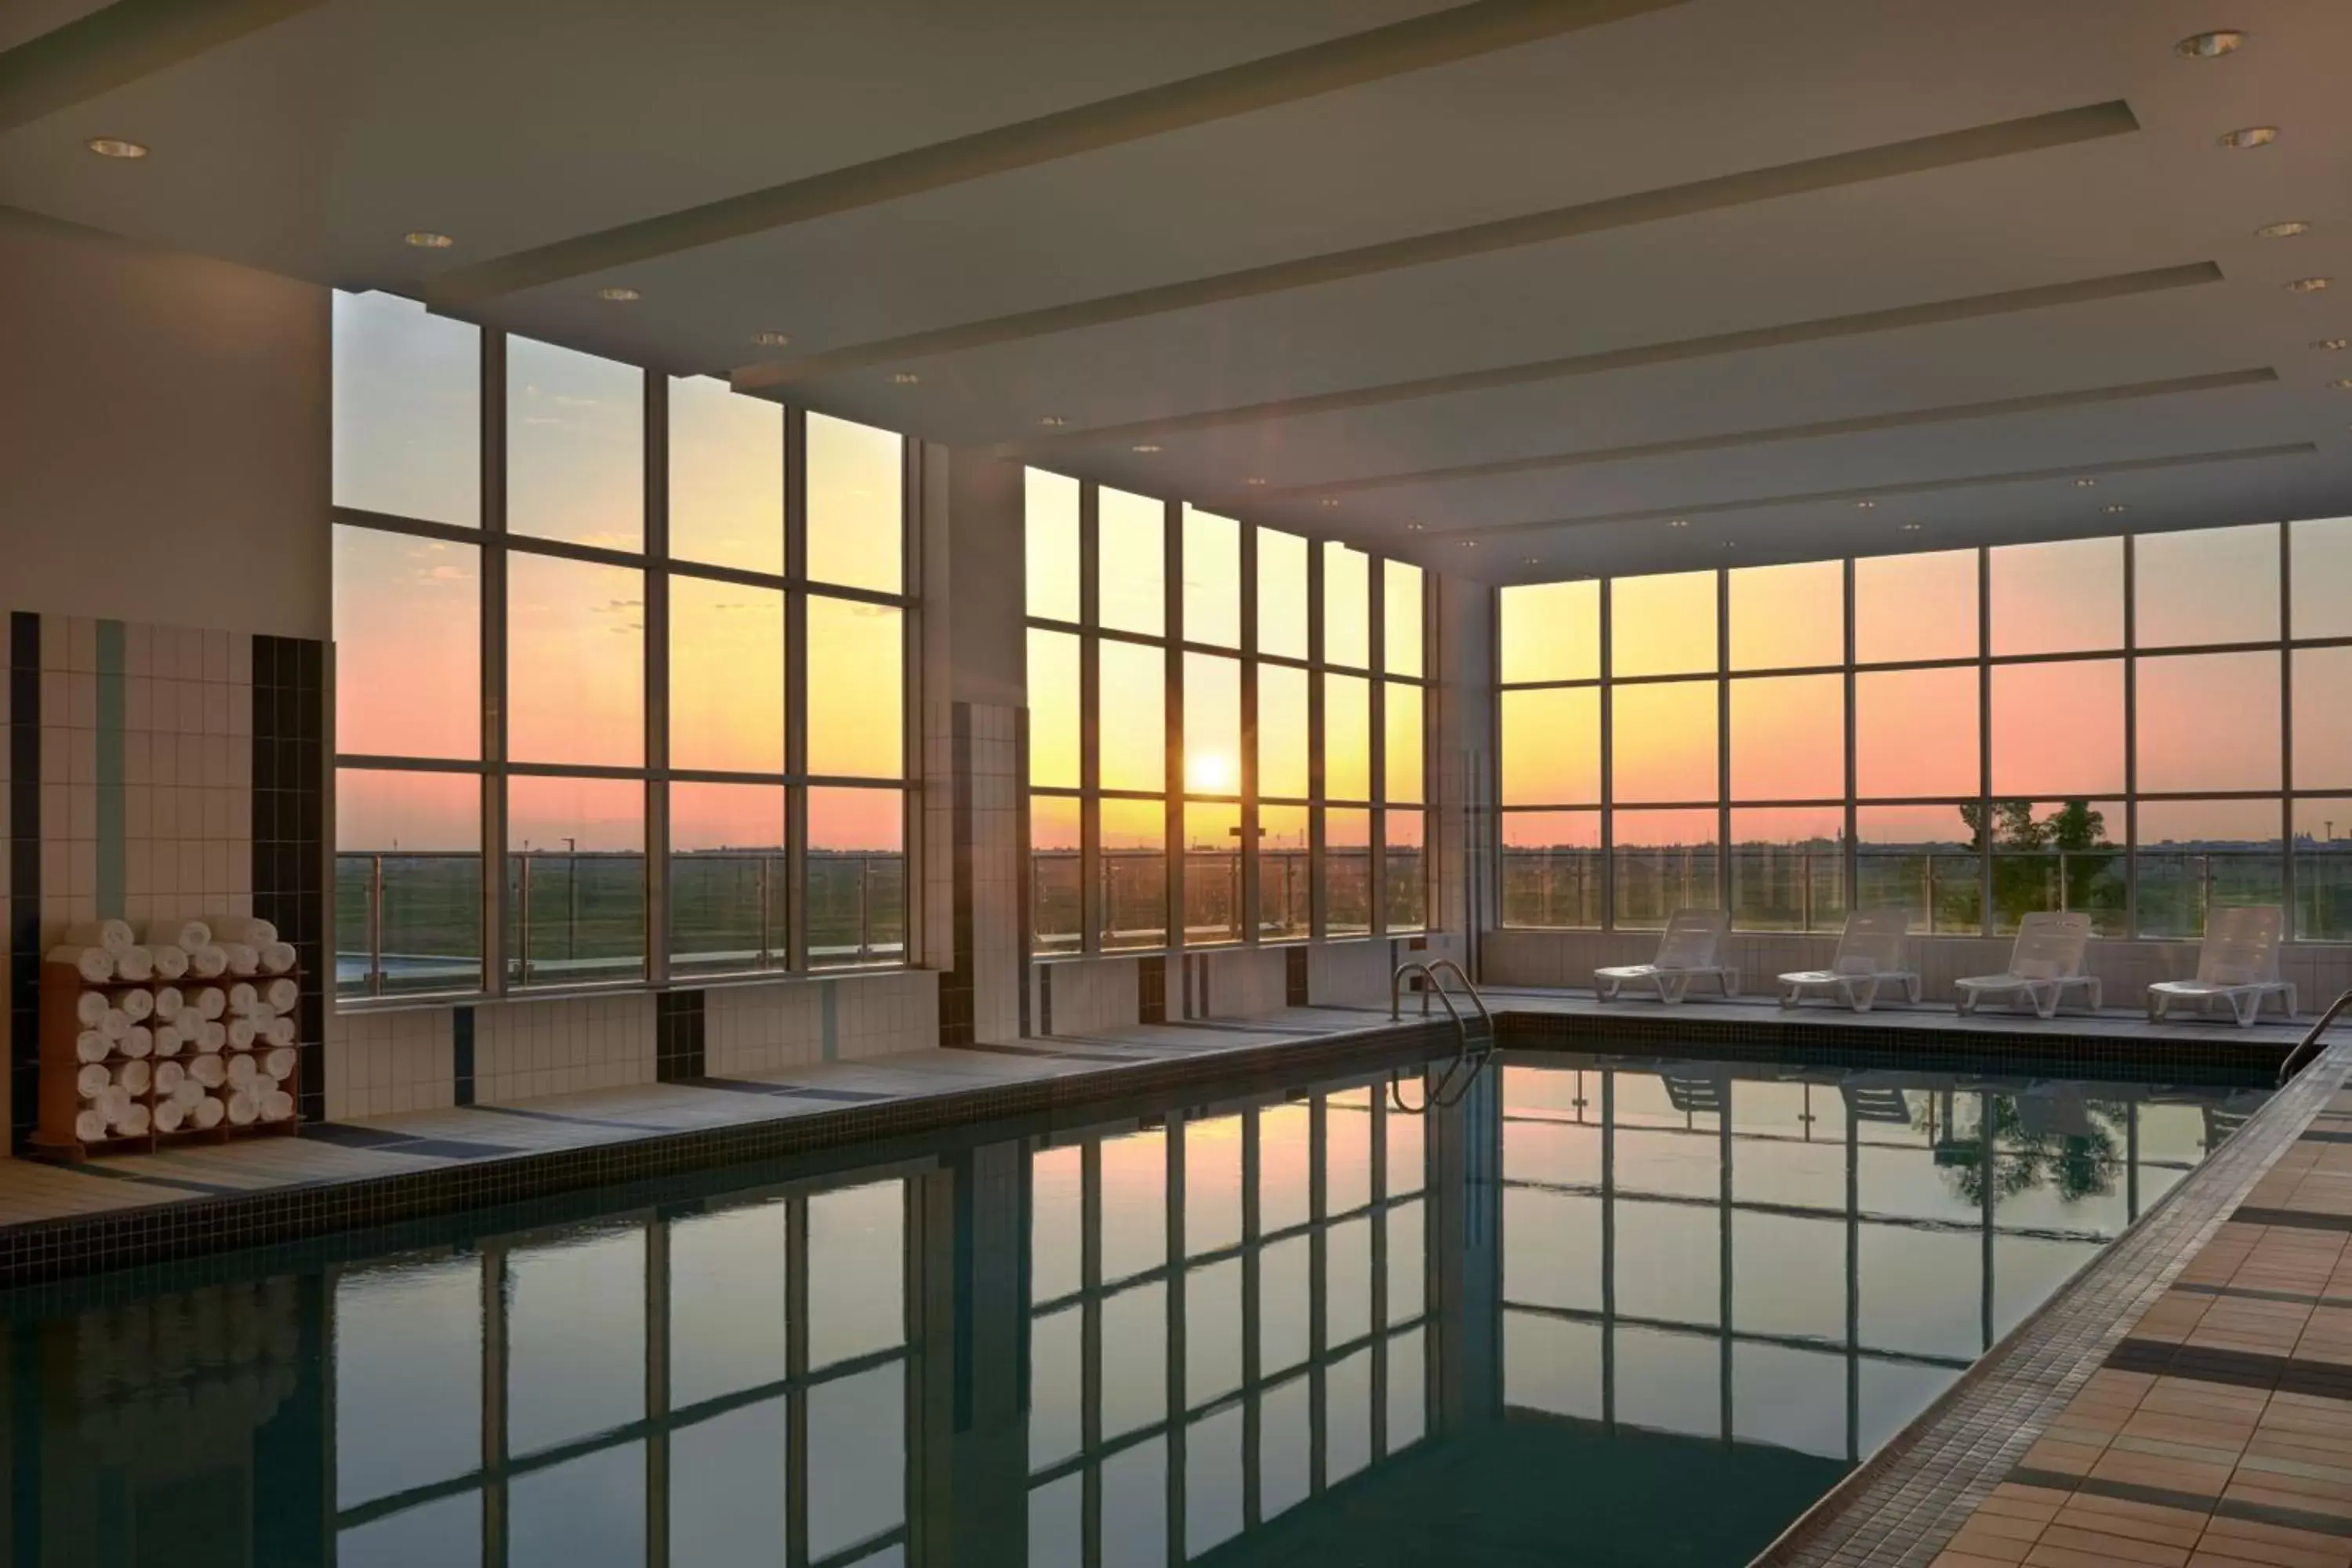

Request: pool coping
left=0, top=1004, right=2299, bottom=1294
left=1744, top=1036, right=2352, bottom=1568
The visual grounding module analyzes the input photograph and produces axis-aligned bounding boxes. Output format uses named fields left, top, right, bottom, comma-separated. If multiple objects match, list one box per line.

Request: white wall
left=0, top=209, right=329, bottom=638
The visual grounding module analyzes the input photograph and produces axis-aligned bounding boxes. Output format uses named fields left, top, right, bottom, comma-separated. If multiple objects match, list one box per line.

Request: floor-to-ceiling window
left=1498, top=521, right=2352, bottom=939
left=332, top=292, right=914, bottom=998
left=1025, top=472, right=1432, bottom=953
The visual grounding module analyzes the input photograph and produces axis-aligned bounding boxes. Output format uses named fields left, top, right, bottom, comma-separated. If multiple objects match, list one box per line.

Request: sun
left=1187, top=750, right=1235, bottom=792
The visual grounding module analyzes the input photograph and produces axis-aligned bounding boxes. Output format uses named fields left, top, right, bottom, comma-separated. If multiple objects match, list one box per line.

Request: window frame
left=1496, top=524, right=2352, bottom=941
left=335, top=325, right=921, bottom=1004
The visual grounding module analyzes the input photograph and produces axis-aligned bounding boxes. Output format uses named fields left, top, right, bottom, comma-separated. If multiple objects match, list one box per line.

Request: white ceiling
left=3, top=0, right=2348, bottom=583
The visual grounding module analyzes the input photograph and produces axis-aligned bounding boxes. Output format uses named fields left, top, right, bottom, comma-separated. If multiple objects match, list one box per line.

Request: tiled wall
left=1482, top=927, right=2352, bottom=1008
left=1031, top=930, right=1472, bottom=1036
left=4, top=613, right=326, bottom=1150
left=925, top=700, right=1022, bottom=1049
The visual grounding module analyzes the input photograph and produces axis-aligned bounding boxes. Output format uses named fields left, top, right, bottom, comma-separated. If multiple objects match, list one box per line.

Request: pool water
left=0, top=1047, right=2269, bottom=1567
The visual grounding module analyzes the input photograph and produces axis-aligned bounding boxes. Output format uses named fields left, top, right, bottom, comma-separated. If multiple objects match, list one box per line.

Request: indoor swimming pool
left=0, top=1044, right=2273, bottom=1568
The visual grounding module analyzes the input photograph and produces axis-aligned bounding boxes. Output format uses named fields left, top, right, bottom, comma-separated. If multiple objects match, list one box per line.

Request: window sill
left=333, top=964, right=920, bottom=1015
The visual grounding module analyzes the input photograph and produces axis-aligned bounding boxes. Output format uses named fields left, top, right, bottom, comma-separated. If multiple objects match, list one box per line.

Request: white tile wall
left=472, top=993, right=657, bottom=1105
left=705, top=971, right=939, bottom=1076
left=1036, top=956, right=1140, bottom=1036
left=323, top=1007, right=454, bottom=1121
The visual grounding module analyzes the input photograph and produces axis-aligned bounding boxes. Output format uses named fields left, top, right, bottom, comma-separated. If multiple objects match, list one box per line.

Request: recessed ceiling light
left=1318, top=497, right=1340, bottom=509
left=750, top=331, right=793, bottom=348
left=85, top=136, right=147, bottom=159
left=2176, top=30, right=2246, bottom=59
left=2288, top=278, right=2332, bottom=293
left=1457, top=539, right=1479, bottom=549
left=2217, top=125, right=2278, bottom=150
left=1853, top=500, right=1877, bottom=510
left=1719, top=541, right=1738, bottom=550
left=1901, top=522, right=1925, bottom=532
left=1244, top=477, right=1268, bottom=487
left=1405, top=523, right=1425, bottom=532
left=1036, top=415, right=1067, bottom=427
left=1131, top=443, right=1161, bottom=453
left=404, top=230, right=454, bottom=249
left=2331, top=379, right=2352, bottom=390
left=2074, top=477, right=2097, bottom=488
left=890, top=372, right=921, bottom=385
left=1667, top=518, right=1690, bottom=528
left=1522, top=557, right=1541, bottom=567
left=2103, top=503, right=2129, bottom=514
left=2317, top=339, right=2350, bottom=352
left=2256, top=220, right=2311, bottom=239
left=598, top=286, right=641, bottom=302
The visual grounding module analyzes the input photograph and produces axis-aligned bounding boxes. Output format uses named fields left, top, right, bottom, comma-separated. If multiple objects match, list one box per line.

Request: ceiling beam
left=426, top=0, right=1693, bottom=310
left=0, top=0, right=325, bottom=133
left=1001, top=262, right=2221, bottom=457
left=737, top=100, right=2140, bottom=394
left=1220, top=368, right=2279, bottom=506
left=1448, top=443, right=2318, bottom=539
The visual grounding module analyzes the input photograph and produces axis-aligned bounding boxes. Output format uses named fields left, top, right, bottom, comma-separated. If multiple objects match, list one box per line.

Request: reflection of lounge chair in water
left=1838, top=1072, right=1915, bottom=1125
left=1595, top=910, right=1737, bottom=1004
left=2147, top=906, right=2296, bottom=1027
left=1777, top=909, right=1921, bottom=1012
left=1955, top=912, right=2100, bottom=1018
left=1661, top=1072, right=1726, bottom=1116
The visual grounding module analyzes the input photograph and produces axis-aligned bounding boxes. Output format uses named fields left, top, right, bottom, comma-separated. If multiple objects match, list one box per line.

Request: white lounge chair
left=1777, top=909, right=1921, bottom=1012
left=2147, top=905, right=2295, bottom=1027
left=1955, top=911, right=2100, bottom=1019
left=1595, top=909, right=1737, bottom=1004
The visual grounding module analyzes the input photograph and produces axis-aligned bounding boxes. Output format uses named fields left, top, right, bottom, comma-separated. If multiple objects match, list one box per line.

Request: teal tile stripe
left=95, top=621, right=125, bottom=917
left=821, top=980, right=838, bottom=1061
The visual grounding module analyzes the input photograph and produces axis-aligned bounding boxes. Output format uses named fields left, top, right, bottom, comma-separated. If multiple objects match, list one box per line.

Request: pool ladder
left=2278, top=989, right=2352, bottom=1086
left=1388, top=959, right=1495, bottom=1114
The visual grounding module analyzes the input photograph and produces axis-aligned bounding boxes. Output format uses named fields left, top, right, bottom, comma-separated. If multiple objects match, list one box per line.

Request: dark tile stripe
left=2232, top=1205, right=2352, bottom=1233
left=1138, top=953, right=1166, bottom=1025
left=453, top=1005, right=476, bottom=1106
left=252, top=633, right=326, bottom=1123
left=1015, top=707, right=1032, bottom=1040
left=655, top=990, right=706, bottom=1083
left=2299, top=1128, right=2352, bottom=1144
left=469, top=1103, right=675, bottom=1134
left=8, top=612, right=38, bottom=1154
left=940, top=702, right=975, bottom=1048
left=1285, top=945, right=1309, bottom=1007
left=2104, top=1336, right=2352, bottom=1401
left=957, top=1041, right=1134, bottom=1063
left=2005, top=1465, right=2352, bottom=1541
left=691, top=1077, right=895, bottom=1103
left=2172, top=1280, right=2352, bottom=1309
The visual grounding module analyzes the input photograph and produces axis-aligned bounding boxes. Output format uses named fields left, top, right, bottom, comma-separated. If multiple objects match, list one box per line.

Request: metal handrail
left=2279, top=989, right=2352, bottom=1085
left=1389, top=960, right=1496, bottom=1115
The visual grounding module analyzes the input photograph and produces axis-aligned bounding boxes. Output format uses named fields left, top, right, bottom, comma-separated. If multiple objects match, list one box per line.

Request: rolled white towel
left=261, top=1016, right=296, bottom=1048
left=99, top=1008, right=129, bottom=1040
left=114, top=946, right=155, bottom=982
left=121, top=1026, right=153, bottom=1060
left=226, top=1091, right=258, bottom=1127
left=151, top=945, right=189, bottom=980
left=75, top=992, right=109, bottom=1029
left=64, top=920, right=136, bottom=955
left=187, top=946, right=228, bottom=978
left=263, top=978, right=299, bottom=1014
left=172, top=1079, right=205, bottom=1109
left=98, top=1085, right=132, bottom=1123
left=211, top=915, right=278, bottom=946
left=119, top=989, right=154, bottom=1022
left=50, top=947, right=114, bottom=984
left=144, top=919, right=212, bottom=953
left=115, top=1102, right=151, bottom=1137
left=153, top=1099, right=187, bottom=1134
left=194, top=1021, right=227, bottom=1054
left=154, top=1060, right=186, bottom=1098
left=190, top=1055, right=226, bottom=1089
left=226, top=1018, right=256, bottom=1051
left=221, top=943, right=260, bottom=978
left=258, top=942, right=297, bottom=975
left=151, top=1023, right=185, bottom=1058
left=115, top=1060, right=151, bottom=1096
left=153, top=985, right=183, bottom=1021
left=260, top=1089, right=294, bottom=1123
left=75, top=1030, right=109, bottom=1065
left=192, top=987, right=226, bottom=1021
left=262, top=1048, right=296, bottom=1082
left=225, top=1054, right=259, bottom=1091
left=227, top=982, right=260, bottom=1016
left=74, top=1108, right=109, bottom=1144
left=76, top=1063, right=111, bottom=1098
left=192, top=1095, right=225, bottom=1131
